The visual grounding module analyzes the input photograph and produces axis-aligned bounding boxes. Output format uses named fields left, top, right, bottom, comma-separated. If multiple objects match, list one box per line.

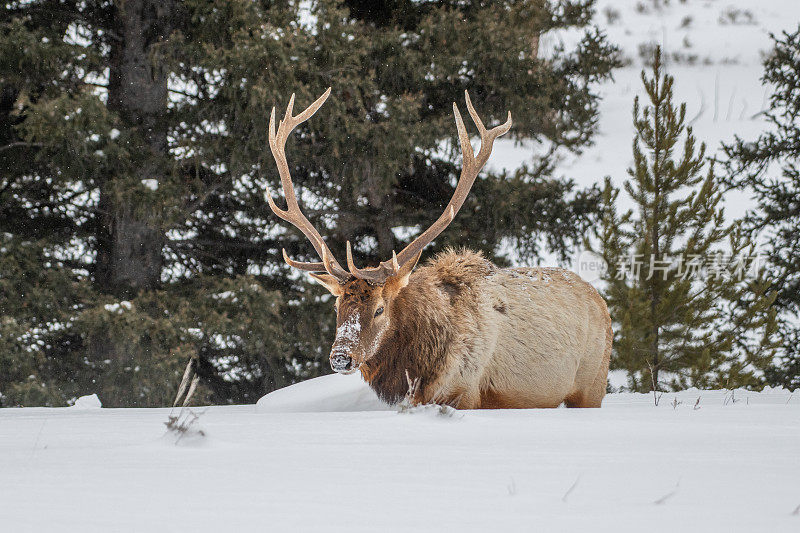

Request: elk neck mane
left=359, top=249, right=494, bottom=404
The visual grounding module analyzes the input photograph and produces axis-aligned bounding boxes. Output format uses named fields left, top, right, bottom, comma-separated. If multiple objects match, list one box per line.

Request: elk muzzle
left=330, top=354, right=353, bottom=373
left=329, top=311, right=363, bottom=374
left=330, top=348, right=358, bottom=374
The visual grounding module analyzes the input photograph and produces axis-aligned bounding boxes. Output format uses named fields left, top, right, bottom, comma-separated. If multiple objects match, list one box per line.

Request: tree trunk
left=650, top=71, right=662, bottom=391
left=95, top=0, right=173, bottom=297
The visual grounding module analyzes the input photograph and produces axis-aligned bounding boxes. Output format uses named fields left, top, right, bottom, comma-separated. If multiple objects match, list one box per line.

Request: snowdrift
left=256, top=372, right=389, bottom=412
left=256, top=372, right=797, bottom=412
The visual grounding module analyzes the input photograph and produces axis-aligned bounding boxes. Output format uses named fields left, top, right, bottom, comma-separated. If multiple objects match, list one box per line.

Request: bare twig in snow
left=164, top=407, right=206, bottom=443
left=647, top=361, right=662, bottom=406
left=725, top=86, right=737, bottom=121
left=397, top=369, right=421, bottom=413
left=791, top=503, right=800, bottom=516
left=653, top=390, right=663, bottom=406
left=164, top=359, right=206, bottom=443
left=688, top=86, right=706, bottom=125
left=724, top=390, right=738, bottom=406
left=507, top=477, right=517, bottom=496
left=693, top=397, right=701, bottom=410
left=671, top=397, right=682, bottom=410
left=653, top=480, right=680, bottom=505
left=183, top=375, right=200, bottom=408
left=173, top=359, right=195, bottom=408
left=397, top=370, right=458, bottom=418
left=562, top=475, right=581, bottom=503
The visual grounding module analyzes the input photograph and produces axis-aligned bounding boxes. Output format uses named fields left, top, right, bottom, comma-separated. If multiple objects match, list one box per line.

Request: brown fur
left=323, top=249, right=612, bottom=409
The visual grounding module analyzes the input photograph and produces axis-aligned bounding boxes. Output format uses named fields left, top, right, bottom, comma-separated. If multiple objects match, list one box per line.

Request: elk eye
left=374, top=306, right=384, bottom=317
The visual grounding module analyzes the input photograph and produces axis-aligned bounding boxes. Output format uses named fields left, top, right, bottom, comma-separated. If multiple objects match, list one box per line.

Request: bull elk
left=265, top=88, right=611, bottom=408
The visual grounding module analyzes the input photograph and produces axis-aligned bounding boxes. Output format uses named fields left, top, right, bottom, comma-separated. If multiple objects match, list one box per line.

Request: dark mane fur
left=360, top=249, right=493, bottom=404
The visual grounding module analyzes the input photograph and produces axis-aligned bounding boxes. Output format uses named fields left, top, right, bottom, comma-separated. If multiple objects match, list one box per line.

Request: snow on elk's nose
left=330, top=353, right=353, bottom=373
left=330, top=311, right=361, bottom=374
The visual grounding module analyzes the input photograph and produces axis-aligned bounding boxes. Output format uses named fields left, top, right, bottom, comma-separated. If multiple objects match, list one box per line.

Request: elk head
left=265, top=88, right=511, bottom=374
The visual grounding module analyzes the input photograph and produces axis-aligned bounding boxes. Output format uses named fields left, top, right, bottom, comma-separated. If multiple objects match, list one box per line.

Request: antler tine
left=346, top=241, right=365, bottom=278
left=281, top=248, right=325, bottom=272
left=346, top=241, right=397, bottom=282
left=463, top=91, right=486, bottom=133
left=464, top=90, right=512, bottom=171
left=280, top=246, right=344, bottom=275
left=389, top=91, right=511, bottom=269
left=454, top=104, right=475, bottom=172
left=266, top=88, right=349, bottom=280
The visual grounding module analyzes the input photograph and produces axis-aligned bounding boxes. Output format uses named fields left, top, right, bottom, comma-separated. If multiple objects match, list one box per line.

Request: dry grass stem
left=164, top=359, right=206, bottom=443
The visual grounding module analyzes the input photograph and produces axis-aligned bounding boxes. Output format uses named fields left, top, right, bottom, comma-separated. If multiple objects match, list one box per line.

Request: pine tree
left=593, top=50, right=777, bottom=392
left=0, top=0, right=619, bottom=406
left=721, top=26, right=800, bottom=390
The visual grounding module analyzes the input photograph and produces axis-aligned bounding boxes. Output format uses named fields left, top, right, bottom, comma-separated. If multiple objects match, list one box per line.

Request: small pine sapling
left=592, top=47, right=778, bottom=393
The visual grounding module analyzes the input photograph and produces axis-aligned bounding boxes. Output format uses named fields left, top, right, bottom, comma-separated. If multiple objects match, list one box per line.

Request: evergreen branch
left=182, top=177, right=231, bottom=214
left=0, top=142, right=44, bottom=153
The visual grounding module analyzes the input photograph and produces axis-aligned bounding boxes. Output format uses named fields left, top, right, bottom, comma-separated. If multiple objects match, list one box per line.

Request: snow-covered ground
left=1, top=374, right=798, bottom=532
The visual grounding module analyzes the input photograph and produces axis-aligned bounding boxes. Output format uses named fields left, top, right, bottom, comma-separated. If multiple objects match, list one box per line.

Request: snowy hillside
left=492, top=0, right=800, bottom=229
left=2, top=376, right=799, bottom=532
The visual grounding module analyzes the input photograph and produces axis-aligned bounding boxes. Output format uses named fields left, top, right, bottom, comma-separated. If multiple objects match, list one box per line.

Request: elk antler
left=345, top=90, right=512, bottom=283
left=266, top=87, right=350, bottom=281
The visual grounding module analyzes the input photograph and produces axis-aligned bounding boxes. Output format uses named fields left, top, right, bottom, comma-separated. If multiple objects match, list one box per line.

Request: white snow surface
left=140, top=178, right=159, bottom=191
left=256, top=372, right=387, bottom=412
left=2, top=377, right=799, bottom=532
left=70, top=393, right=102, bottom=409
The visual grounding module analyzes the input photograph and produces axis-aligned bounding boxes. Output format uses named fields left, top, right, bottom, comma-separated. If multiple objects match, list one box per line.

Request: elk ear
left=309, top=273, right=344, bottom=296
left=385, top=251, right=422, bottom=294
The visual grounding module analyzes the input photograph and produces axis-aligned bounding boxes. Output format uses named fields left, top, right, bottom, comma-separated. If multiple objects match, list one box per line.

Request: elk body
left=266, top=89, right=611, bottom=408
